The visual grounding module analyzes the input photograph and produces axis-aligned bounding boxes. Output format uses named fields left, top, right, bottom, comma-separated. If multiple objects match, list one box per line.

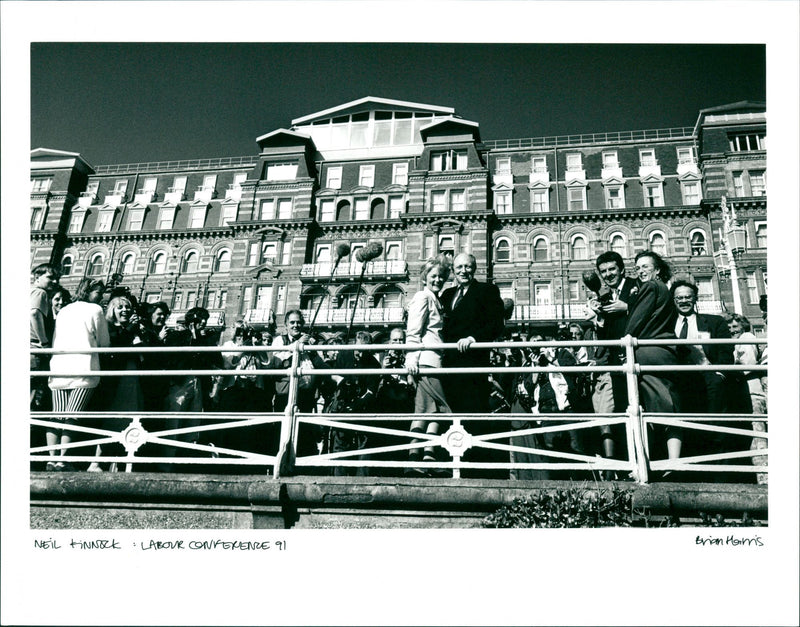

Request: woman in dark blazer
left=625, top=251, right=683, bottom=462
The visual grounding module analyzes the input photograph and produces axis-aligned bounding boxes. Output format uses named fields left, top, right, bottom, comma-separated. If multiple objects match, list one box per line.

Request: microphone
left=334, top=242, right=351, bottom=263
left=582, top=269, right=602, bottom=294
left=355, top=241, right=383, bottom=263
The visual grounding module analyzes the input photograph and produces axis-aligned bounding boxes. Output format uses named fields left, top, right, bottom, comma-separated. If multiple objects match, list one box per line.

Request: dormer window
left=566, top=154, right=582, bottom=172
left=359, top=165, right=375, bottom=187
left=97, top=209, right=115, bottom=232
left=266, top=163, right=298, bottom=181
left=31, top=178, right=52, bottom=193
left=326, top=166, right=342, bottom=189
left=729, top=133, right=765, bottom=152
left=431, top=149, right=467, bottom=171
left=639, top=149, right=657, bottom=167
left=392, top=162, right=408, bottom=185
left=602, top=152, right=619, bottom=168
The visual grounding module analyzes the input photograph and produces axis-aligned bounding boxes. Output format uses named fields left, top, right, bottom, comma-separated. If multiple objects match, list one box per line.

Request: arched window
left=649, top=231, right=667, bottom=256
left=300, top=287, right=330, bottom=312
left=118, top=252, right=135, bottom=276
left=88, top=253, right=104, bottom=277
left=610, top=233, right=627, bottom=257
left=336, top=200, right=351, bottom=221
left=215, top=249, right=231, bottom=272
left=60, top=255, right=73, bottom=277
left=571, top=235, right=588, bottom=260
left=495, top=238, right=511, bottom=263
left=374, top=285, right=404, bottom=309
left=690, top=230, right=708, bottom=256
left=337, top=285, right=367, bottom=310
left=183, top=250, right=199, bottom=274
left=370, top=198, right=386, bottom=220
left=152, top=251, right=167, bottom=275
left=533, top=237, right=549, bottom=262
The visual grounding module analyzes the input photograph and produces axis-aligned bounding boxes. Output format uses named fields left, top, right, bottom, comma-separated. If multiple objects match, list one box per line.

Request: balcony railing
left=300, top=306, right=405, bottom=325
left=300, top=259, right=408, bottom=280
left=30, top=336, right=767, bottom=482
left=511, top=303, right=590, bottom=321
left=93, top=155, right=259, bottom=175
left=484, top=127, right=695, bottom=150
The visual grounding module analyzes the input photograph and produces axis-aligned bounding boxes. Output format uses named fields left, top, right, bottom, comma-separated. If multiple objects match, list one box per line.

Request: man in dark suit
left=671, top=279, right=751, bottom=458
left=587, top=251, right=637, bottom=465
left=440, top=253, right=505, bottom=475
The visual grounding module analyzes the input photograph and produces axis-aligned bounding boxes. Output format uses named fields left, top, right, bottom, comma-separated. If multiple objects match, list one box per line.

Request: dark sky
left=31, top=43, right=766, bottom=166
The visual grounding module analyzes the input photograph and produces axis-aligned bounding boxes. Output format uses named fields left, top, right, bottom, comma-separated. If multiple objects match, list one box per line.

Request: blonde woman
left=405, top=258, right=451, bottom=474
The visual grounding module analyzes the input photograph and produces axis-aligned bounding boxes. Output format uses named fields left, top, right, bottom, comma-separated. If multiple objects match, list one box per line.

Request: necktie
left=452, top=287, right=464, bottom=309
left=679, top=317, right=688, bottom=339
left=611, top=288, right=618, bottom=301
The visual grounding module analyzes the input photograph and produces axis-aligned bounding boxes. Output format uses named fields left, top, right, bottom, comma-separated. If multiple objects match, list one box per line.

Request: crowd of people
left=30, top=249, right=767, bottom=482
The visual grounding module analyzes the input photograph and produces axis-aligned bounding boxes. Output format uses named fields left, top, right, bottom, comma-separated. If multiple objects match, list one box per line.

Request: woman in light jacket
left=405, top=258, right=451, bottom=471
left=47, top=278, right=110, bottom=471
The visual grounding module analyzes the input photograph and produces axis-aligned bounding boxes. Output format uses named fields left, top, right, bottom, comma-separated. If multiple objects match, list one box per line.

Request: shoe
left=404, top=467, right=427, bottom=477
left=87, top=463, right=104, bottom=473
left=46, top=461, right=58, bottom=472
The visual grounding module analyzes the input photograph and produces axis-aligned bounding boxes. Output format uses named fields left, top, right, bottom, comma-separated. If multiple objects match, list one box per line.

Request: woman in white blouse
left=405, top=258, right=451, bottom=472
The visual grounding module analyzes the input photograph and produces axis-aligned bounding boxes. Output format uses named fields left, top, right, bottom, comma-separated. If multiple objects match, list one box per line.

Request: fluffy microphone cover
left=582, top=269, right=603, bottom=294
left=356, top=241, right=383, bottom=263
left=334, top=242, right=351, bottom=261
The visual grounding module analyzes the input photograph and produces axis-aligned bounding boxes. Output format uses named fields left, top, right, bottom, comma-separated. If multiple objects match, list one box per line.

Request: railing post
left=274, top=340, right=301, bottom=477
left=623, top=334, right=649, bottom=483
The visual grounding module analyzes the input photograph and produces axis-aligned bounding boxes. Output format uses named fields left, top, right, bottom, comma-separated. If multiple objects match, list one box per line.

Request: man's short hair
left=284, top=309, right=305, bottom=325
left=32, top=263, right=59, bottom=280
left=595, top=251, right=624, bottom=273
left=184, top=307, right=210, bottom=325
left=454, top=252, right=477, bottom=270
left=670, top=279, right=698, bottom=299
left=389, top=327, right=405, bottom=339
left=354, top=330, right=373, bottom=345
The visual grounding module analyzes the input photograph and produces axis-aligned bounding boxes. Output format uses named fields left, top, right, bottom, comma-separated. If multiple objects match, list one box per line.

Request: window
left=261, top=242, right=278, bottom=263
left=158, top=207, right=175, bottom=230
left=610, top=233, right=627, bottom=257
left=359, top=165, right=375, bottom=187
left=690, top=230, right=707, bottom=256
left=533, top=283, right=552, bottom=306
left=128, top=208, right=145, bottom=231
left=221, top=203, right=237, bottom=226
left=173, top=292, right=184, bottom=311
left=531, top=189, right=548, bottom=213
left=319, top=199, right=335, bottom=222
left=424, top=235, right=435, bottom=260
left=201, top=174, right=217, bottom=191
left=681, top=181, right=700, bottom=205
left=88, top=253, right=104, bottom=277
left=248, top=242, right=259, bottom=266
left=649, top=231, right=667, bottom=256
left=119, top=253, right=135, bottom=275
left=386, top=241, right=402, bottom=260
left=495, top=191, right=511, bottom=214
left=677, top=147, right=695, bottom=164
left=189, top=206, right=206, bottom=229
left=275, top=285, right=287, bottom=315
left=568, top=281, right=580, bottom=301
left=532, top=237, right=549, bottom=262
left=142, top=177, right=157, bottom=193
left=733, top=172, right=745, bottom=197
left=729, top=133, right=766, bottom=152
left=567, top=187, right=586, bottom=211
left=532, top=156, right=547, bottom=173
left=571, top=236, right=588, bottom=260
left=354, top=198, right=369, bottom=220
left=218, top=290, right=228, bottom=309
left=215, top=249, right=231, bottom=272
left=30, top=205, right=46, bottom=230
left=450, top=189, right=466, bottom=212
left=697, top=278, right=714, bottom=302
left=96, top=210, right=114, bottom=232
left=152, top=252, right=167, bottom=274
left=392, top=162, right=409, bottom=186
left=183, top=251, right=199, bottom=273
left=277, top=198, right=292, bottom=219
left=281, top=241, right=292, bottom=265
left=496, top=157, right=511, bottom=174
left=260, top=199, right=275, bottom=220
left=315, top=244, right=331, bottom=263
left=186, top=291, right=197, bottom=310
left=746, top=272, right=759, bottom=304
left=605, top=186, right=624, bottom=209
left=566, top=154, right=582, bottom=172
left=754, top=222, right=767, bottom=248
left=60, top=255, right=73, bottom=277
left=639, top=149, right=656, bottom=167
left=326, top=166, right=342, bottom=190
left=750, top=171, right=766, bottom=196
left=68, top=211, right=85, bottom=233
left=388, top=196, right=404, bottom=218
left=31, top=178, right=52, bottom=193
left=113, top=180, right=128, bottom=195
left=496, top=282, right=514, bottom=302
left=232, top=172, right=247, bottom=188
left=350, top=112, right=370, bottom=148
left=266, top=163, right=297, bottom=181
left=351, top=243, right=365, bottom=261
left=431, top=149, right=467, bottom=171
left=643, top=183, right=664, bottom=207
left=496, top=239, right=511, bottom=263
left=438, top=236, right=455, bottom=260
left=432, top=190, right=446, bottom=212
left=602, top=151, right=618, bottom=168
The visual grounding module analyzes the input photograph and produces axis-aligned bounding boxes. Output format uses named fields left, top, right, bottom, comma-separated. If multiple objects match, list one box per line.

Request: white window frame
left=326, top=166, right=342, bottom=190
left=354, top=198, right=369, bottom=220
left=754, top=221, right=767, bottom=249
left=677, top=147, right=695, bottom=164
left=643, top=182, right=664, bottom=207
left=602, top=151, right=619, bottom=168
left=681, top=180, right=700, bottom=205
left=215, top=249, right=231, bottom=272
left=570, top=235, right=588, bottom=260
left=604, top=184, right=625, bottom=209
left=494, top=190, right=512, bottom=214
left=533, top=282, right=552, bottom=306
left=232, top=172, right=247, bottom=188
left=450, top=189, right=466, bottom=213
left=183, top=250, right=199, bottom=274
left=532, top=236, right=549, bottom=262
left=749, top=170, right=766, bottom=197
left=158, top=207, right=176, bottom=230
left=277, top=198, right=292, bottom=220
left=60, top=255, right=73, bottom=277
left=733, top=172, right=745, bottom=197
left=31, top=178, right=52, bottom=193
left=532, top=156, right=547, bottom=173
left=152, top=251, right=168, bottom=275
left=531, top=188, right=549, bottom=213
left=266, top=163, right=298, bottom=182
left=568, top=280, right=581, bottom=302
left=745, top=271, right=759, bottom=304
left=221, top=203, right=237, bottom=226
left=609, top=232, right=627, bottom=257
left=260, top=199, right=275, bottom=220
left=649, top=230, right=667, bottom=256
left=431, top=149, right=468, bottom=172
left=392, top=162, right=408, bottom=186
left=261, top=242, right=278, bottom=264
left=319, top=199, right=335, bottom=222
left=315, top=244, right=331, bottom=263
left=88, top=253, right=105, bottom=277
left=97, top=210, right=114, bottom=232
left=201, top=174, right=217, bottom=191
left=729, top=133, right=766, bottom=152
left=248, top=242, right=260, bottom=266
left=30, top=205, right=46, bottom=230
left=639, top=149, right=657, bottom=167
left=113, top=180, right=129, bottom=195
left=496, top=157, right=511, bottom=174
left=388, top=195, right=404, bottom=219
left=281, top=240, right=292, bottom=265
left=119, top=252, right=135, bottom=275
left=567, top=186, right=587, bottom=211
left=696, top=278, right=714, bottom=302
left=566, top=153, right=582, bottom=172
left=68, top=211, right=86, bottom=233
left=385, top=240, right=402, bottom=261
left=495, top=238, right=512, bottom=263
left=128, top=208, right=145, bottom=231
left=689, top=229, right=708, bottom=256
left=431, top=190, right=446, bottom=212
left=189, top=205, right=207, bottom=229
left=359, top=165, right=375, bottom=188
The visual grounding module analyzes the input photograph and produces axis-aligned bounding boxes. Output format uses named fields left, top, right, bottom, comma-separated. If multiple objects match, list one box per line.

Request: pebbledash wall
left=30, top=97, right=768, bottom=339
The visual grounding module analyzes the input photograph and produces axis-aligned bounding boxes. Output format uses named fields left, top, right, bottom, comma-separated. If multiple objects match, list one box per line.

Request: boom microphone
left=355, top=241, right=383, bottom=263
left=334, top=242, right=351, bottom=263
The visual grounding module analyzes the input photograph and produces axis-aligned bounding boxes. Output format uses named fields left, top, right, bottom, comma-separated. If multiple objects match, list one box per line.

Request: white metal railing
left=510, top=304, right=590, bottom=321
left=300, top=307, right=405, bottom=324
left=30, top=336, right=767, bottom=483
left=300, top=259, right=408, bottom=279
left=484, top=127, right=695, bottom=150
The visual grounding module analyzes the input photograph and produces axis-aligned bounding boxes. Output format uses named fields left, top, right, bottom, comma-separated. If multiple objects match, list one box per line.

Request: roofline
left=292, top=96, right=455, bottom=125
left=692, top=101, right=766, bottom=136
left=420, top=116, right=480, bottom=131
left=31, top=147, right=95, bottom=172
left=255, top=128, right=312, bottom=144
